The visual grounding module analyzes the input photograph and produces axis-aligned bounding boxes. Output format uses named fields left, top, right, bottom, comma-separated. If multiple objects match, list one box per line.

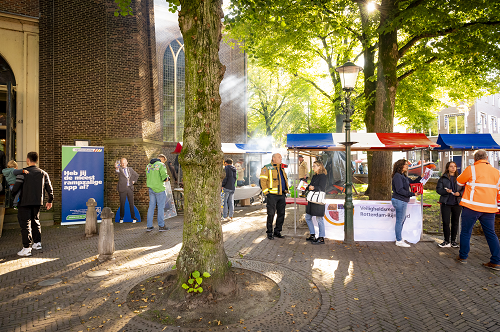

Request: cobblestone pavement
left=1, top=204, right=499, bottom=332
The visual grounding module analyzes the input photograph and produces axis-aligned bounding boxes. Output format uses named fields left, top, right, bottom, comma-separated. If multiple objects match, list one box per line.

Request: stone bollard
left=85, top=198, right=98, bottom=238
left=98, top=207, right=115, bottom=262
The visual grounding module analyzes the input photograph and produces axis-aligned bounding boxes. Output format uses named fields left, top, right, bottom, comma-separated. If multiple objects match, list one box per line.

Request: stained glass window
left=163, top=39, right=185, bottom=142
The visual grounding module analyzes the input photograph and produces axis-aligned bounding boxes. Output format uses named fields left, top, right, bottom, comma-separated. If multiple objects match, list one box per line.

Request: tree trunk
left=335, top=111, right=345, bottom=133
left=359, top=2, right=377, bottom=196
left=370, top=0, right=399, bottom=200
left=176, top=0, right=234, bottom=297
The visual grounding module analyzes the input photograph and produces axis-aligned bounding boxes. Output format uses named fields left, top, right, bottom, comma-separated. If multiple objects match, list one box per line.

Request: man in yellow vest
left=260, top=153, right=288, bottom=240
left=456, top=150, right=500, bottom=270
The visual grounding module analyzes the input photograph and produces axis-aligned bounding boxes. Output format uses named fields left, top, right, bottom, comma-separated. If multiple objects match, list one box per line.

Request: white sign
left=315, top=199, right=422, bottom=243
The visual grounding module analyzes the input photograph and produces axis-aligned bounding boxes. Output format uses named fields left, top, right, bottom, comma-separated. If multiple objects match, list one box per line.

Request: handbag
left=306, top=190, right=326, bottom=204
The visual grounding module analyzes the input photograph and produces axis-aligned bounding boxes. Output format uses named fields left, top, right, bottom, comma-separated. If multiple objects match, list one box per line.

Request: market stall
left=172, top=142, right=273, bottom=205
left=434, top=133, right=500, bottom=172
left=286, top=132, right=439, bottom=241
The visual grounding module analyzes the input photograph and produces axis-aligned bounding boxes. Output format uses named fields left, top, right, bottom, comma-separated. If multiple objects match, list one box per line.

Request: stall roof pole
left=420, top=149, right=424, bottom=241
left=294, top=148, right=297, bottom=235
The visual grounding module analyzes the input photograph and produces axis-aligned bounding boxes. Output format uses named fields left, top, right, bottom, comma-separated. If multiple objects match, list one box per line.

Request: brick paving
left=0, top=204, right=499, bottom=331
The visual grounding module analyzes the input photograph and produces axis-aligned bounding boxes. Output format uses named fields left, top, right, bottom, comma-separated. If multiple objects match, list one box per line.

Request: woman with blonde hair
left=305, top=160, right=328, bottom=244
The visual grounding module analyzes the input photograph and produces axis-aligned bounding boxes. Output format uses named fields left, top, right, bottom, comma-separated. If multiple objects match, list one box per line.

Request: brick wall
left=0, top=0, right=39, bottom=18
left=39, top=0, right=160, bottom=222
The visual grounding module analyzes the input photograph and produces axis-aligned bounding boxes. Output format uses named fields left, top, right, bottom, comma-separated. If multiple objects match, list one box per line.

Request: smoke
left=245, top=136, right=274, bottom=152
left=219, top=74, right=246, bottom=110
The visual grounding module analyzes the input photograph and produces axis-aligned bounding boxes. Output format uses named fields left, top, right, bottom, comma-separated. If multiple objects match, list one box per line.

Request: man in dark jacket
left=222, top=159, right=236, bottom=221
left=115, top=158, right=139, bottom=223
left=12, top=151, right=53, bottom=257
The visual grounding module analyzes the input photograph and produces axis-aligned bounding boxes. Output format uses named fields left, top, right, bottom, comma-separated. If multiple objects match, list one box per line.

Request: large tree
left=172, top=0, right=235, bottom=296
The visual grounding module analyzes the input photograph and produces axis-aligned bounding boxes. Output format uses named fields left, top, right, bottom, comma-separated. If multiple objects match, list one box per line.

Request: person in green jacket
left=146, top=154, right=170, bottom=232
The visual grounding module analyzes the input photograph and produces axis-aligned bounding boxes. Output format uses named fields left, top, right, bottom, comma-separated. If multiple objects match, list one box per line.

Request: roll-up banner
left=61, top=146, right=104, bottom=225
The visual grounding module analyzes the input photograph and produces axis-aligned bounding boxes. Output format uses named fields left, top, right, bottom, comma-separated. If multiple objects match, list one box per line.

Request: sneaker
left=451, top=242, right=459, bottom=248
left=438, top=241, right=451, bottom=248
left=132, top=219, right=137, bottom=223
left=146, top=227, right=154, bottom=232
left=456, top=255, right=467, bottom=264
left=158, top=226, right=169, bottom=232
left=17, top=248, right=32, bottom=256
left=482, top=262, right=500, bottom=271
left=119, top=219, right=124, bottom=223
left=396, top=240, right=411, bottom=248
left=32, top=242, right=42, bottom=250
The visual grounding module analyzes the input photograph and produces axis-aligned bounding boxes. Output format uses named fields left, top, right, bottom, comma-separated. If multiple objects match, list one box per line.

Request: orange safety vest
left=457, top=160, right=500, bottom=213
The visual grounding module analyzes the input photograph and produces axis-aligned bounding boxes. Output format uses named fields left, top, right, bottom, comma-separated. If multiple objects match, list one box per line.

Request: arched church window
left=163, top=38, right=185, bottom=142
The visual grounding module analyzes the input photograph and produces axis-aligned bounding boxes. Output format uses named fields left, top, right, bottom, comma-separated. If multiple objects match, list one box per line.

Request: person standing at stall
left=436, top=161, right=464, bottom=248
left=260, top=153, right=288, bottom=240
left=222, top=159, right=236, bottom=221
left=456, top=150, right=500, bottom=270
left=304, top=161, right=328, bottom=244
left=391, top=159, right=422, bottom=248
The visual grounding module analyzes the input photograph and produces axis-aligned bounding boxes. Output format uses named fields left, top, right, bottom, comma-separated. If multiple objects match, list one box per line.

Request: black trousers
left=266, top=194, right=286, bottom=234
left=441, top=204, right=462, bottom=242
left=119, top=186, right=136, bottom=219
left=18, top=205, right=41, bottom=248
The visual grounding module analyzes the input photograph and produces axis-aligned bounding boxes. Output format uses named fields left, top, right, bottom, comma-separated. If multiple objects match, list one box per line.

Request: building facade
left=0, top=0, right=247, bottom=222
left=413, top=93, right=500, bottom=172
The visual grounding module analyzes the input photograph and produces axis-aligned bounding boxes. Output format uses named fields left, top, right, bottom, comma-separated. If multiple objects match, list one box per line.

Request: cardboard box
left=240, top=198, right=251, bottom=206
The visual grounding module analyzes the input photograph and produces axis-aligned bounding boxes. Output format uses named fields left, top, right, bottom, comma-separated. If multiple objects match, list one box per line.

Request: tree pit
left=127, top=268, right=280, bottom=329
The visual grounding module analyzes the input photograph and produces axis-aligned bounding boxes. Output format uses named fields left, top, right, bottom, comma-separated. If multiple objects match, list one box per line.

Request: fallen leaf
left=354, top=298, right=359, bottom=300
left=177, top=316, right=181, bottom=319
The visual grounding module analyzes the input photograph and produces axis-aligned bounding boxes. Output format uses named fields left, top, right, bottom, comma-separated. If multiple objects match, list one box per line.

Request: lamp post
left=335, top=61, right=362, bottom=243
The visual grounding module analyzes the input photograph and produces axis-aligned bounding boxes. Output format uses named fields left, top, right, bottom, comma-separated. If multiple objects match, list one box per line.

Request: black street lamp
left=335, top=61, right=362, bottom=243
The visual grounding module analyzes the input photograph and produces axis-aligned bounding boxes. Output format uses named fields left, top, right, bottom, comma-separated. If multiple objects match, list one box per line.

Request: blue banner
left=61, top=146, right=104, bottom=225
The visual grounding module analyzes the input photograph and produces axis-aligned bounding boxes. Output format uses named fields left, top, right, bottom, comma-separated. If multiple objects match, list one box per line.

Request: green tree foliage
left=247, top=65, right=336, bottom=146
left=227, top=0, right=500, bottom=199
left=226, top=0, right=361, bottom=133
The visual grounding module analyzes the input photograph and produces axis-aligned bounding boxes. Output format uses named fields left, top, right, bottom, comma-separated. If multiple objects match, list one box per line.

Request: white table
left=233, top=186, right=262, bottom=200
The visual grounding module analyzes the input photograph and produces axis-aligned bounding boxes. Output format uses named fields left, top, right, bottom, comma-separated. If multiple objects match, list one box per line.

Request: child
left=2, top=160, right=26, bottom=208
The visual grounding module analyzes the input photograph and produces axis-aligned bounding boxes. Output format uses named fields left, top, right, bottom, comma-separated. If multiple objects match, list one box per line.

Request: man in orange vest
left=456, top=150, right=500, bottom=270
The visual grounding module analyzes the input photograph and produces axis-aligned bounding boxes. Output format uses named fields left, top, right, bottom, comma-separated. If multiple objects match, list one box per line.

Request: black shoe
left=273, top=232, right=285, bottom=238
left=267, top=233, right=274, bottom=240
left=312, top=237, right=325, bottom=245
left=451, top=241, right=459, bottom=248
left=306, top=234, right=316, bottom=241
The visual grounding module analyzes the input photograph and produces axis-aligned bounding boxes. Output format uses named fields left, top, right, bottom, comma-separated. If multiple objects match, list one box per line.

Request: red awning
left=376, top=133, right=439, bottom=149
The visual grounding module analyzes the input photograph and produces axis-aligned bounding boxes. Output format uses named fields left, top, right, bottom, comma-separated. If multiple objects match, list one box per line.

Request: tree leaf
left=181, top=284, right=189, bottom=289
left=192, top=271, right=200, bottom=278
left=188, top=279, right=194, bottom=285
left=202, top=272, right=211, bottom=278
left=196, top=277, right=203, bottom=285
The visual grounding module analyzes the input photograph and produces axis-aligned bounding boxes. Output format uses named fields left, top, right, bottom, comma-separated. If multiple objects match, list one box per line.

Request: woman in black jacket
left=436, top=161, right=464, bottom=248
left=391, top=159, right=422, bottom=248
left=305, top=161, right=328, bottom=244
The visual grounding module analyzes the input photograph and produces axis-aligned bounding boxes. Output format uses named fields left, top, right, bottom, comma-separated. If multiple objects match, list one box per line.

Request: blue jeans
left=223, top=189, right=234, bottom=218
left=459, top=207, right=500, bottom=264
left=147, top=188, right=166, bottom=228
left=305, top=213, right=325, bottom=237
left=391, top=198, right=408, bottom=242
